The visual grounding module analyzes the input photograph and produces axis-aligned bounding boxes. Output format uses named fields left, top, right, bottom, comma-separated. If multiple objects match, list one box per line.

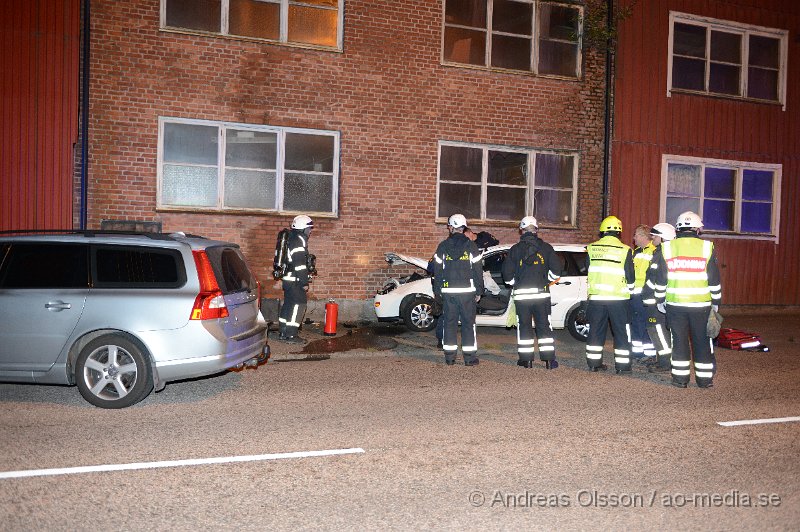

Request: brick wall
left=88, top=0, right=608, bottom=303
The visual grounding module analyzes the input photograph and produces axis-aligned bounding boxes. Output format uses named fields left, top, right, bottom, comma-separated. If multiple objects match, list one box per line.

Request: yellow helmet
left=599, top=215, right=622, bottom=233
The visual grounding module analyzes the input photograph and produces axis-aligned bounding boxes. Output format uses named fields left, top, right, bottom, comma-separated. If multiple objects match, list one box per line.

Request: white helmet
left=520, top=216, right=538, bottom=230
left=291, top=215, right=313, bottom=230
left=650, top=222, right=676, bottom=241
left=676, top=211, right=703, bottom=230
left=448, top=213, right=467, bottom=229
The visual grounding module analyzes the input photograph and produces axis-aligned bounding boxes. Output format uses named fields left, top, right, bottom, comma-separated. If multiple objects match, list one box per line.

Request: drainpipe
left=79, top=0, right=90, bottom=229
left=601, top=0, right=613, bottom=219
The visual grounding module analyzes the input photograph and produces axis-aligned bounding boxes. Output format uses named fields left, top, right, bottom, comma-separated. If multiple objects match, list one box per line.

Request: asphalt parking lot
left=1, top=308, right=798, bottom=530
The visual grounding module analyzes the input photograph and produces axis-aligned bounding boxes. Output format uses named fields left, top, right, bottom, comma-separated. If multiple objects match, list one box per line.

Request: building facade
left=82, top=0, right=608, bottom=312
left=611, top=0, right=800, bottom=305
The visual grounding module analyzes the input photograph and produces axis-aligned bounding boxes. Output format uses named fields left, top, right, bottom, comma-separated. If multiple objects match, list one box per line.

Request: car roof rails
left=0, top=229, right=208, bottom=240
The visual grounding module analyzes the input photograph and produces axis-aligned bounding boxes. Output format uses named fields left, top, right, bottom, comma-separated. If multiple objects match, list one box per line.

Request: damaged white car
left=373, top=244, right=590, bottom=341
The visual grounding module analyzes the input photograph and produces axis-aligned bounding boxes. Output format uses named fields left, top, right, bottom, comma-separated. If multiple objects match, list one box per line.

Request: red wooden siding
left=611, top=0, right=800, bottom=305
left=1, top=0, right=80, bottom=232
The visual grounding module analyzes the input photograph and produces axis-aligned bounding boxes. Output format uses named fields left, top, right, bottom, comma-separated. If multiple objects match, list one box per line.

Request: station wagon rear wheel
left=75, top=334, right=154, bottom=408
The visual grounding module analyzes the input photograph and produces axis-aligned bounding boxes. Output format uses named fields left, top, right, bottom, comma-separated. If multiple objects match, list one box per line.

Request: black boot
left=517, top=360, right=532, bottom=368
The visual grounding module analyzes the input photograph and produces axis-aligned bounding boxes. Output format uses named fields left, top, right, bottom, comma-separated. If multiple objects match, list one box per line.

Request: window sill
left=441, top=61, right=582, bottom=82
left=156, top=206, right=338, bottom=219
left=668, top=88, right=784, bottom=110
left=159, top=27, right=342, bottom=54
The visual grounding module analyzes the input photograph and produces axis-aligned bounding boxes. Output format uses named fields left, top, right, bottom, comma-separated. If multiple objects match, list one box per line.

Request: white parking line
left=0, top=447, right=365, bottom=480
left=718, top=416, right=800, bottom=427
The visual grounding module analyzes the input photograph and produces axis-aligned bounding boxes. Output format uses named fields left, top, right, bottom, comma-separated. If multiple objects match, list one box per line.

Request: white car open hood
left=384, top=252, right=430, bottom=270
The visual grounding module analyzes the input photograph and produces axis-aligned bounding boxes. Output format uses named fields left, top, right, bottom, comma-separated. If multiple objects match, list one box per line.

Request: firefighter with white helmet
left=277, top=214, right=314, bottom=343
left=584, top=216, right=635, bottom=373
left=641, top=222, right=676, bottom=372
left=432, top=214, right=484, bottom=366
left=501, top=216, right=561, bottom=369
left=650, top=211, right=722, bottom=388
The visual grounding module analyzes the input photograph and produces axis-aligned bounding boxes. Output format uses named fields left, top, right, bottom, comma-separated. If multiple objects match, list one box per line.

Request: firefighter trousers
left=514, top=297, right=555, bottom=362
left=585, top=299, right=632, bottom=371
left=667, top=305, right=715, bottom=386
left=441, top=292, right=478, bottom=364
left=645, top=306, right=672, bottom=369
left=630, top=294, right=655, bottom=358
left=279, top=281, right=307, bottom=338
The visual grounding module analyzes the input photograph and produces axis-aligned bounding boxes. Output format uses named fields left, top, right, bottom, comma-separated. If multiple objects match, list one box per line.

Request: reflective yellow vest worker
left=662, top=238, right=714, bottom=306
left=587, top=235, right=633, bottom=300
left=632, top=242, right=656, bottom=295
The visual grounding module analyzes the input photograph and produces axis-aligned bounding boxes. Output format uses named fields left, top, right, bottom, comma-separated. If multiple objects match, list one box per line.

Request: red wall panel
left=611, top=0, right=800, bottom=305
left=1, top=0, right=80, bottom=232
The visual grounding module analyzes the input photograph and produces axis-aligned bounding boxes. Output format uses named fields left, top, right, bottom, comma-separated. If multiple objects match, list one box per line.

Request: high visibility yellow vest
left=587, top=235, right=631, bottom=300
left=662, top=237, right=713, bottom=305
left=633, top=242, right=656, bottom=292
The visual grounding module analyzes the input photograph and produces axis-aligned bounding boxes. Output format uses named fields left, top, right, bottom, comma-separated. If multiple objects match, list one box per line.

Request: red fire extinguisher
left=324, top=299, right=338, bottom=336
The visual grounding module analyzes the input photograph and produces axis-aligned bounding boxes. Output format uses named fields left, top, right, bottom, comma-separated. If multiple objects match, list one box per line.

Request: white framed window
left=437, top=141, right=578, bottom=226
left=442, top=0, right=583, bottom=78
left=161, top=0, right=343, bottom=50
left=667, top=12, right=788, bottom=108
left=157, top=117, right=339, bottom=216
left=661, top=154, right=781, bottom=242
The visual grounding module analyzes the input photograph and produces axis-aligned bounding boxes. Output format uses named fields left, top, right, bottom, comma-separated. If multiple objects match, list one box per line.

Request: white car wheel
left=402, top=296, right=437, bottom=332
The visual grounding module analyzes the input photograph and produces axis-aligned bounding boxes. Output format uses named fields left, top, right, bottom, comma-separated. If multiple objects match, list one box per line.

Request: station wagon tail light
left=191, top=250, right=229, bottom=320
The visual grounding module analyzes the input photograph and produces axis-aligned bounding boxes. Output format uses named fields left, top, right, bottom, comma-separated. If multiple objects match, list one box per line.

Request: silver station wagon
left=0, top=231, right=268, bottom=408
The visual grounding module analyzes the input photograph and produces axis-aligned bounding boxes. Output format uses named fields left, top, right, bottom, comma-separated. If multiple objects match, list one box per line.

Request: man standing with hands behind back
left=502, top=216, right=561, bottom=369
left=433, top=214, right=484, bottom=366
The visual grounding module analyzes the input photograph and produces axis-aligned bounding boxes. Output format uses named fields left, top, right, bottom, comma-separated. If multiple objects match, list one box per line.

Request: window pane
left=440, top=146, right=482, bottom=183
left=533, top=189, right=573, bottom=224
left=2, top=244, right=87, bottom=288
left=491, top=35, right=531, bottom=70
left=671, top=57, right=705, bottom=91
left=748, top=35, right=780, bottom=68
left=742, top=170, right=773, bottom=201
left=673, top=23, right=705, bottom=58
left=230, top=0, right=279, bottom=40
left=667, top=163, right=701, bottom=196
left=535, top=153, right=573, bottom=188
left=164, top=123, right=218, bottom=165
left=539, top=4, right=579, bottom=42
left=703, top=199, right=734, bottom=231
left=741, top=202, right=772, bottom=233
left=165, top=0, right=221, bottom=32
left=444, top=27, right=486, bottom=65
left=538, top=40, right=578, bottom=77
left=226, top=129, right=277, bottom=169
left=224, top=169, right=276, bottom=209
left=162, top=165, right=218, bottom=207
left=709, top=63, right=740, bottom=95
left=438, top=183, right=481, bottom=219
left=666, top=198, right=700, bottom=227
left=288, top=5, right=338, bottom=47
left=493, top=0, right=532, bottom=35
left=710, top=31, right=741, bottom=63
left=488, top=151, right=527, bottom=185
left=704, top=167, right=735, bottom=199
left=285, top=133, right=334, bottom=172
left=747, top=67, right=778, bottom=101
left=445, top=0, right=487, bottom=28
left=95, top=248, right=181, bottom=286
left=283, top=173, right=333, bottom=212
left=486, top=186, right=525, bottom=220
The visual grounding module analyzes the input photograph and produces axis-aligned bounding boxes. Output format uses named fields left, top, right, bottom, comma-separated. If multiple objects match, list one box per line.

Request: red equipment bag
left=716, top=328, right=767, bottom=351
